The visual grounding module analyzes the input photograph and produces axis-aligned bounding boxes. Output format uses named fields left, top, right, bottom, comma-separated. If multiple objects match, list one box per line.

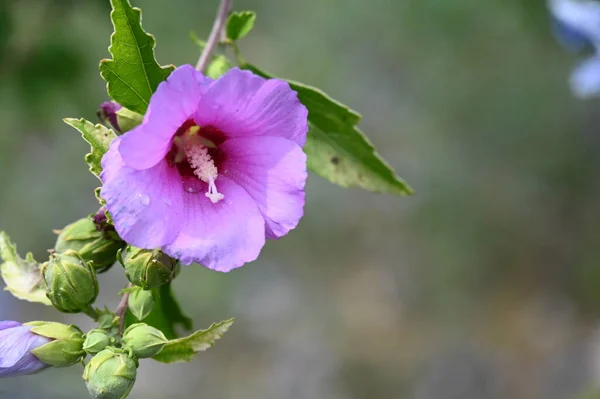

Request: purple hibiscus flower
left=0, top=321, right=52, bottom=377
left=100, top=65, right=308, bottom=272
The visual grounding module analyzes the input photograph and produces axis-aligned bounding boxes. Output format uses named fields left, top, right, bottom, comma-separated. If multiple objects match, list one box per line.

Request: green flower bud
left=41, top=250, right=99, bottom=313
left=127, top=287, right=154, bottom=321
left=55, top=216, right=125, bottom=273
left=119, top=246, right=177, bottom=290
left=24, top=321, right=85, bottom=367
left=122, top=323, right=168, bottom=358
left=83, top=329, right=114, bottom=355
left=97, top=313, right=117, bottom=330
left=83, top=348, right=137, bottom=399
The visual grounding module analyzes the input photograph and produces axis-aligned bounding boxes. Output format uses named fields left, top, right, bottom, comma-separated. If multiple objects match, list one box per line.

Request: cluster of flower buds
left=82, top=323, right=167, bottom=399
left=0, top=317, right=168, bottom=399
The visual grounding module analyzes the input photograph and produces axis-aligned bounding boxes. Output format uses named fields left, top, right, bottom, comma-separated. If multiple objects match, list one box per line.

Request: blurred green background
left=2, top=0, right=600, bottom=398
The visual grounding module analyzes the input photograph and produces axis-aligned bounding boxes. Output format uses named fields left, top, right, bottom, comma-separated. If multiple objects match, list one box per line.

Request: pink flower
left=100, top=66, right=308, bottom=272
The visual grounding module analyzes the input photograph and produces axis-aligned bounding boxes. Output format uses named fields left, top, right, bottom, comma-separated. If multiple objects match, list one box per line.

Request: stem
left=195, top=0, right=233, bottom=72
left=83, top=306, right=101, bottom=321
left=230, top=41, right=246, bottom=66
left=115, top=283, right=133, bottom=334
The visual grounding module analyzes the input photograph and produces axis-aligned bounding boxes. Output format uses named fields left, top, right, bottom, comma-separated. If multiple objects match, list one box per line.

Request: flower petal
left=571, top=55, right=600, bottom=98
left=221, top=136, right=307, bottom=239
left=163, top=176, right=265, bottom=272
left=101, top=137, right=184, bottom=249
left=549, top=0, right=600, bottom=48
left=120, top=65, right=211, bottom=170
left=0, top=321, right=21, bottom=331
left=0, top=326, right=49, bottom=370
left=194, top=68, right=308, bottom=146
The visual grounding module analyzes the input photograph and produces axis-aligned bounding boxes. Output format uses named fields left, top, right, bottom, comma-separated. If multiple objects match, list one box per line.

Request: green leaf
left=115, top=107, right=143, bottom=133
left=226, top=11, right=256, bottom=41
left=100, top=0, right=174, bottom=114
left=0, top=232, right=51, bottom=305
left=152, top=318, right=234, bottom=364
left=206, top=55, right=234, bottom=79
left=64, top=118, right=117, bottom=179
left=125, top=284, right=192, bottom=339
left=243, top=64, right=412, bottom=196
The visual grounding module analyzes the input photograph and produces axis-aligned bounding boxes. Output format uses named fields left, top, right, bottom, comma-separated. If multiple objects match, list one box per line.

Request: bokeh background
left=2, top=0, right=600, bottom=398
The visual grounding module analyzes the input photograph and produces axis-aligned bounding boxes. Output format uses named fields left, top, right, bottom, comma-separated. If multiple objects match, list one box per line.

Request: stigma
left=185, top=143, right=224, bottom=203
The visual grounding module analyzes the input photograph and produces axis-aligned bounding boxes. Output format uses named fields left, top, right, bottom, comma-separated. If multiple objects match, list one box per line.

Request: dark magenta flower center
left=166, top=119, right=228, bottom=202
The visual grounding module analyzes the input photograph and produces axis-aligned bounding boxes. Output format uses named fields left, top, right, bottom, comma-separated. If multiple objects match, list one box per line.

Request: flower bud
left=97, top=102, right=122, bottom=133
left=83, top=347, right=137, bottom=399
left=83, top=329, right=114, bottom=355
left=119, top=246, right=177, bottom=290
left=127, top=287, right=154, bottom=321
left=24, top=321, right=85, bottom=367
left=41, top=250, right=99, bottom=313
left=122, top=323, right=167, bottom=358
left=54, top=217, right=125, bottom=273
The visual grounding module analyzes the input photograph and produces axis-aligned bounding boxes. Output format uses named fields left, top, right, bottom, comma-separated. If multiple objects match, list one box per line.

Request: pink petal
left=194, top=68, right=308, bottom=146
left=221, top=136, right=307, bottom=239
left=163, top=176, right=266, bottom=272
left=120, top=65, right=211, bottom=170
left=101, top=137, right=184, bottom=249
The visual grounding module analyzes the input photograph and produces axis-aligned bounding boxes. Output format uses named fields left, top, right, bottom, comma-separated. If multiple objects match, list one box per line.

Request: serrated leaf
left=0, top=232, right=51, bottom=305
left=226, top=11, right=256, bottom=41
left=100, top=0, right=174, bottom=114
left=115, top=107, right=142, bottom=133
left=64, top=118, right=117, bottom=179
left=152, top=318, right=234, bottom=364
left=125, top=284, right=192, bottom=339
left=243, top=64, right=412, bottom=196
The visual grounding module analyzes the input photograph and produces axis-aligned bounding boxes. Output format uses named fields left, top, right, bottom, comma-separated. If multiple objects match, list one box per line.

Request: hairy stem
left=195, top=0, right=233, bottom=72
left=115, top=283, right=133, bottom=334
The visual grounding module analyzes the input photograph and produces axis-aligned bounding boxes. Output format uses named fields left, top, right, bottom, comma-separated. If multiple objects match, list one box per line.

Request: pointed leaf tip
left=152, top=318, right=234, bottom=364
left=100, top=0, right=174, bottom=114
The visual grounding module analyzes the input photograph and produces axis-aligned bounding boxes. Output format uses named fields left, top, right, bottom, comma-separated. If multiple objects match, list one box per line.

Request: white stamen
left=185, top=144, right=224, bottom=203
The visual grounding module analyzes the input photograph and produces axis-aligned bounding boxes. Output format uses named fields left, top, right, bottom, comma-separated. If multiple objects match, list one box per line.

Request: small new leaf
left=243, top=64, right=413, bottom=196
left=0, top=232, right=51, bottom=305
left=100, top=0, right=174, bottom=114
left=226, top=11, right=256, bottom=41
left=64, top=118, right=117, bottom=179
left=152, top=318, right=234, bottom=364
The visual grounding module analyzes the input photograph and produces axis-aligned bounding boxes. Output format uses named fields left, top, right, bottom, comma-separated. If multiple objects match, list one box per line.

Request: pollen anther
left=185, top=144, right=224, bottom=203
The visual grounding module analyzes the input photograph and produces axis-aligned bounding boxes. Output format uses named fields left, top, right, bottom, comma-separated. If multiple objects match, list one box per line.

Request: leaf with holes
left=64, top=118, right=117, bottom=179
left=100, top=0, right=174, bottom=114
